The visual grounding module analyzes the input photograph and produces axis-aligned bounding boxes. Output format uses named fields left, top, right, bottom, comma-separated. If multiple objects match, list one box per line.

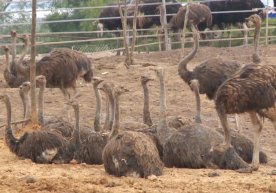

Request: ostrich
left=3, top=33, right=30, bottom=88
left=154, top=67, right=249, bottom=170
left=54, top=81, right=111, bottom=164
left=102, top=84, right=164, bottom=178
left=168, top=3, right=212, bottom=33
left=35, top=48, right=93, bottom=100
left=189, top=78, right=268, bottom=164
left=0, top=94, right=69, bottom=164
left=215, top=71, right=276, bottom=171
left=214, top=14, right=276, bottom=170
left=7, top=32, right=93, bottom=100
left=177, top=22, right=241, bottom=125
left=35, top=75, right=74, bottom=138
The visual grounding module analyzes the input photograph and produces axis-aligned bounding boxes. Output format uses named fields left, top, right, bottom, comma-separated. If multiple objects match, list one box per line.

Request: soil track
left=0, top=45, right=275, bottom=193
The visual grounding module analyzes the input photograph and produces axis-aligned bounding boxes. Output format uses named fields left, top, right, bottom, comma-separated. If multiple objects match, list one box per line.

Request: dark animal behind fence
left=198, top=0, right=265, bottom=31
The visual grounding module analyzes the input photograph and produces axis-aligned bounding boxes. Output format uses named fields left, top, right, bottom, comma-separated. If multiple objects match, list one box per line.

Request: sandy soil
left=0, top=44, right=275, bottom=193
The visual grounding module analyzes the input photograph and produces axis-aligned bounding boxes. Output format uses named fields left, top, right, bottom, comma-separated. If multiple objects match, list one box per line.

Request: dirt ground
left=0, top=44, right=275, bottom=193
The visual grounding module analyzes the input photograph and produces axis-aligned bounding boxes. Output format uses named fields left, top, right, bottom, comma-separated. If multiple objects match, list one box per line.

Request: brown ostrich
left=0, top=94, right=69, bottom=164
left=53, top=80, right=109, bottom=165
left=3, top=33, right=30, bottom=88
left=154, top=67, right=250, bottom=170
left=35, top=75, right=74, bottom=138
left=7, top=32, right=93, bottom=100
left=168, top=3, right=212, bottom=32
left=190, top=77, right=267, bottom=164
left=102, top=84, right=164, bottom=178
left=178, top=22, right=242, bottom=125
left=214, top=15, right=275, bottom=170
left=215, top=75, right=275, bottom=171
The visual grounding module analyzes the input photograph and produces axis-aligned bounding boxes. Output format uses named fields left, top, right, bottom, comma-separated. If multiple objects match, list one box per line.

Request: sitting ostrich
left=154, top=67, right=249, bottom=170
left=178, top=21, right=243, bottom=126
left=3, top=32, right=30, bottom=88
left=55, top=78, right=110, bottom=164
left=102, top=83, right=164, bottom=178
left=35, top=75, right=74, bottom=138
left=0, top=93, right=69, bottom=164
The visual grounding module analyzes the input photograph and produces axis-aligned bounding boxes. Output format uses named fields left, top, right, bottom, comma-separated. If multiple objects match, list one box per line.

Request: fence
left=0, top=1, right=276, bottom=54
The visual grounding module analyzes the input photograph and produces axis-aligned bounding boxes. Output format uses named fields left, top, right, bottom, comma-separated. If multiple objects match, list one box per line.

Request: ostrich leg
left=216, top=109, right=231, bottom=151
left=190, top=79, right=201, bottom=123
left=249, top=111, right=263, bottom=171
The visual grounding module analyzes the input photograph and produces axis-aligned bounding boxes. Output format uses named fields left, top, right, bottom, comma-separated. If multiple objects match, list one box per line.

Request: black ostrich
left=0, top=94, right=69, bottom=164
left=198, top=0, right=265, bottom=43
left=97, top=5, right=122, bottom=56
left=102, top=83, right=164, bottom=178
left=154, top=67, right=249, bottom=170
left=178, top=23, right=241, bottom=125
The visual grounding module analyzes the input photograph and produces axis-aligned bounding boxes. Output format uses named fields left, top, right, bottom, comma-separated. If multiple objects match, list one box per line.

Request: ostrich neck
left=142, top=83, right=152, bottom=126
left=11, top=37, right=16, bottom=64
left=253, top=21, right=261, bottom=64
left=178, top=24, right=198, bottom=83
left=19, top=90, right=26, bottom=118
left=5, top=51, right=11, bottom=73
left=93, top=84, right=102, bottom=132
left=111, top=94, right=120, bottom=138
left=38, top=85, right=45, bottom=124
left=103, top=93, right=110, bottom=131
left=72, top=104, right=80, bottom=148
left=5, top=99, right=12, bottom=129
left=108, top=91, right=115, bottom=132
left=157, top=72, right=169, bottom=146
left=24, top=92, right=31, bottom=120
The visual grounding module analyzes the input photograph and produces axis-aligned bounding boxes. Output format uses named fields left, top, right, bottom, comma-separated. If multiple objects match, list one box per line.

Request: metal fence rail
left=0, top=1, right=276, bottom=53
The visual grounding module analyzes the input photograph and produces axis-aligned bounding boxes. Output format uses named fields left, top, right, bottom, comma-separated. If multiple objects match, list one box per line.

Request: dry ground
left=0, top=44, right=275, bottom=193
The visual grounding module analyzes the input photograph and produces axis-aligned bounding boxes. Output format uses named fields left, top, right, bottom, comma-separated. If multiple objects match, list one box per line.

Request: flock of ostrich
left=0, top=0, right=275, bottom=180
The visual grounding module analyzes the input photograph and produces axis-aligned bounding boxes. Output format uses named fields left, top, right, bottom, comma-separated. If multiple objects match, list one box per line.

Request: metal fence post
left=265, top=7, right=269, bottom=45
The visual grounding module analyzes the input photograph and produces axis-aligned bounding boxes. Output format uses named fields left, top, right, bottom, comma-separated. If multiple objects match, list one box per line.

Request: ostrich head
left=0, top=94, right=9, bottom=103
left=36, top=75, right=47, bottom=88
left=140, top=75, right=154, bottom=84
left=19, top=81, right=31, bottom=93
left=114, top=86, right=129, bottom=96
left=92, top=76, right=104, bottom=87
left=245, top=14, right=261, bottom=28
